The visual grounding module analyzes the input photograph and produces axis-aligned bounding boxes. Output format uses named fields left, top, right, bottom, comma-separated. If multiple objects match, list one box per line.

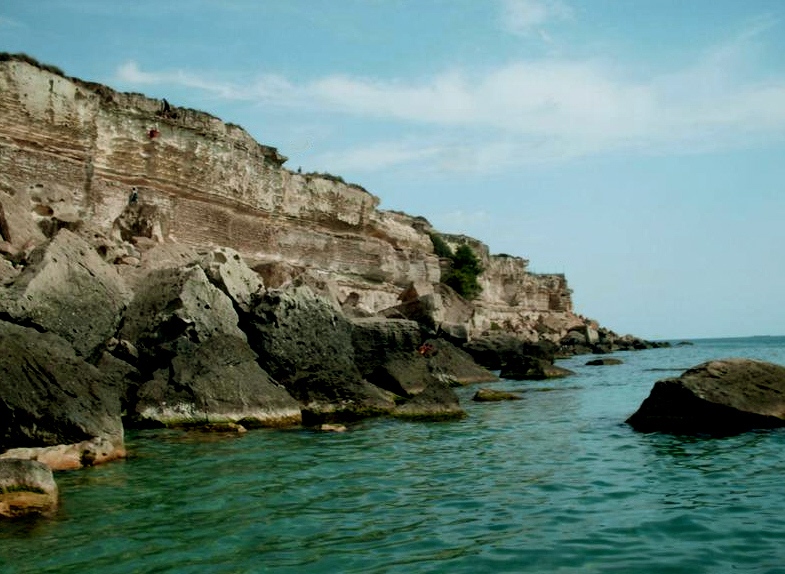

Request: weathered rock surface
left=133, top=334, right=301, bottom=428
left=627, top=359, right=785, bottom=434
left=0, top=229, right=130, bottom=358
left=586, top=358, right=623, bottom=366
left=120, top=264, right=246, bottom=365
left=422, top=338, right=498, bottom=386
left=500, top=354, right=575, bottom=381
left=0, top=459, right=58, bottom=518
left=393, top=378, right=465, bottom=421
left=245, top=285, right=395, bottom=422
left=201, top=247, right=264, bottom=314
left=0, top=320, right=125, bottom=469
left=473, top=389, right=524, bottom=402
left=351, top=317, right=423, bottom=377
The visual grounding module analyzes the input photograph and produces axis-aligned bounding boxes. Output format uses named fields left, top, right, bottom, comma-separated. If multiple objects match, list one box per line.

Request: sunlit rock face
left=0, top=57, right=585, bottom=340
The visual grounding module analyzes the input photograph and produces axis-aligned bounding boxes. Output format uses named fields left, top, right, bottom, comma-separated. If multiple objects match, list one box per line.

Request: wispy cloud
left=0, top=15, right=25, bottom=29
left=114, top=21, right=785, bottom=173
left=499, top=0, right=573, bottom=38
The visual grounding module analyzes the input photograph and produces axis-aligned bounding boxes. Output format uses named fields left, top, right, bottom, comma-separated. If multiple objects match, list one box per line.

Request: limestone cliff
left=0, top=54, right=589, bottom=341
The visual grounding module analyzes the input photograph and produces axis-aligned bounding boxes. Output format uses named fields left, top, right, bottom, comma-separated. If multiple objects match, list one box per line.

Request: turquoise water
left=3, top=337, right=785, bottom=573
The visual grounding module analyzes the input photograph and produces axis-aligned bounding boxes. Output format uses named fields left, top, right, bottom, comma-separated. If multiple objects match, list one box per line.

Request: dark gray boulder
left=393, top=378, right=465, bottom=421
left=0, top=229, right=130, bottom=358
left=627, top=358, right=785, bottom=434
left=245, top=285, right=395, bottom=423
left=0, top=320, right=125, bottom=469
left=0, top=459, right=58, bottom=518
left=422, top=338, right=498, bottom=385
left=119, top=264, right=246, bottom=369
left=351, top=317, right=423, bottom=377
left=586, top=358, right=623, bottom=366
left=133, top=334, right=301, bottom=428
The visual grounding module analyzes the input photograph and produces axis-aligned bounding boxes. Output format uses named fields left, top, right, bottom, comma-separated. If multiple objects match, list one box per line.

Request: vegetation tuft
left=429, top=234, right=483, bottom=299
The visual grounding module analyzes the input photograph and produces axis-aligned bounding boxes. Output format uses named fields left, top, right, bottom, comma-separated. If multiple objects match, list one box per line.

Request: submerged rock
left=472, top=389, right=524, bottom=402
left=627, top=358, right=785, bottom=434
left=0, top=459, right=58, bottom=519
left=586, top=358, right=623, bottom=366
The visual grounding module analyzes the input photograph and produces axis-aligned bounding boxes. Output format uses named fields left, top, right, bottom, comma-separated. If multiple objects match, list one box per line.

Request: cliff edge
left=0, top=53, right=621, bottom=344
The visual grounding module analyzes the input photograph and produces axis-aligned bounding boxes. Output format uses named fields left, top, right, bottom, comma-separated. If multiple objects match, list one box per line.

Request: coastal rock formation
left=134, top=334, right=302, bottom=428
left=0, top=320, right=125, bottom=469
left=473, top=389, right=524, bottom=402
left=0, top=459, right=58, bottom=518
left=627, top=359, right=785, bottom=434
left=0, top=228, right=130, bottom=358
left=0, top=55, right=609, bottom=342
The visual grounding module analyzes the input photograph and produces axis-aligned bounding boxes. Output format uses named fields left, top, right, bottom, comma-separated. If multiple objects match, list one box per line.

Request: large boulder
left=500, top=352, right=575, bottom=380
left=351, top=317, right=423, bottom=377
left=200, top=247, right=264, bottom=314
left=422, top=338, right=498, bottom=385
left=464, top=334, right=558, bottom=371
left=0, top=320, right=125, bottom=470
left=393, top=378, right=465, bottom=421
left=245, top=285, right=395, bottom=423
left=119, top=264, right=246, bottom=367
left=627, top=359, right=785, bottom=434
left=0, top=459, right=58, bottom=519
left=133, top=334, right=301, bottom=428
left=0, top=229, right=130, bottom=358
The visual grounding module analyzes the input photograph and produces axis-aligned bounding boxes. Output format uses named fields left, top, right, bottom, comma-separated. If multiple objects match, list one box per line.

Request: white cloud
left=500, top=0, right=573, bottom=37
left=311, top=141, right=444, bottom=173
left=114, top=24, right=785, bottom=172
left=0, top=15, right=25, bottom=29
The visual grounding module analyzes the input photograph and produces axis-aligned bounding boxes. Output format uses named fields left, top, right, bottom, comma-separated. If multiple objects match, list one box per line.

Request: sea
left=2, top=336, right=785, bottom=574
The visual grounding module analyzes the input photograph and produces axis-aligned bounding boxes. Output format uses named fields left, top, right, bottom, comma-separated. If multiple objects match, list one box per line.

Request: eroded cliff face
left=0, top=57, right=584, bottom=340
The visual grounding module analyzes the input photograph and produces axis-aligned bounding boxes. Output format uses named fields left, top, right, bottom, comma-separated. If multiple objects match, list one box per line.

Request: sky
left=2, top=0, right=784, bottom=340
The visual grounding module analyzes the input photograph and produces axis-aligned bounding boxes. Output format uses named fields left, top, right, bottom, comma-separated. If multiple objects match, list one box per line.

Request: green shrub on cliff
left=428, top=235, right=483, bottom=300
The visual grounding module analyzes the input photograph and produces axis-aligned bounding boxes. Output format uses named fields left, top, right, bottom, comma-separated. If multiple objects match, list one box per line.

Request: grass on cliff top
left=0, top=52, right=65, bottom=77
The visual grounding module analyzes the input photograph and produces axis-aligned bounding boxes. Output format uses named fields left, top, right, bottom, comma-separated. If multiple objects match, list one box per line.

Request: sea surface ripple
left=2, top=337, right=785, bottom=573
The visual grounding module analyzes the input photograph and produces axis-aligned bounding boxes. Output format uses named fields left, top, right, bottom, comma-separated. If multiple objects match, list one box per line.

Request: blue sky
left=2, top=0, right=784, bottom=340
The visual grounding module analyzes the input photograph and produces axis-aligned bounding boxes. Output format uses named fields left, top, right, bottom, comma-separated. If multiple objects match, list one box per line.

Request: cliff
left=0, top=54, right=587, bottom=341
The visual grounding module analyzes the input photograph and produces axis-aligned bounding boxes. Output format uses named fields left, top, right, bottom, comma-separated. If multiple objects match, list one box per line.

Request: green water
left=3, top=337, right=785, bottom=573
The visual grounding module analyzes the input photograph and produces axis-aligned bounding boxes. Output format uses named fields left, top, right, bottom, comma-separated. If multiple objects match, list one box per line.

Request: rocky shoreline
left=0, top=53, right=667, bottom=517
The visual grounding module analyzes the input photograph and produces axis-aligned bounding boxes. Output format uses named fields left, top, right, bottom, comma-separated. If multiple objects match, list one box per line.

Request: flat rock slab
left=627, top=358, right=785, bottom=435
left=472, top=388, right=524, bottom=402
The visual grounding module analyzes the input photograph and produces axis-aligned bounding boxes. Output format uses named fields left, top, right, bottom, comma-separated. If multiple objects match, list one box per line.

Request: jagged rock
left=393, top=378, right=465, bottom=421
left=0, top=320, right=125, bottom=470
left=0, top=258, right=17, bottom=284
left=367, top=352, right=432, bottom=397
left=0, top=459, right=58, bottom=518
left=463, top=334, right=557, bottom=371
left=245, top=285, right=395, bottom=422
left=586, top=358, right=623, bottom=366
left=0, top=185, right=47, bottom=253
left=378, top=283, right=474, bottom=341
left=473, top=388, right=524, bottom=402
left=119, top=264, right=246, bottom=367
left=0, top=229, right=130, bottom=358
left=351, top=317, right=423, bottom=377
left=500, top=353, right=575, bottom=380
left=133, top=334, right=301, bottom=428
left=201, top=246, right=264, bottom=314
left=627, top=359, right=785, bottom=435
left=423, top=338, right=498, bottom=385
